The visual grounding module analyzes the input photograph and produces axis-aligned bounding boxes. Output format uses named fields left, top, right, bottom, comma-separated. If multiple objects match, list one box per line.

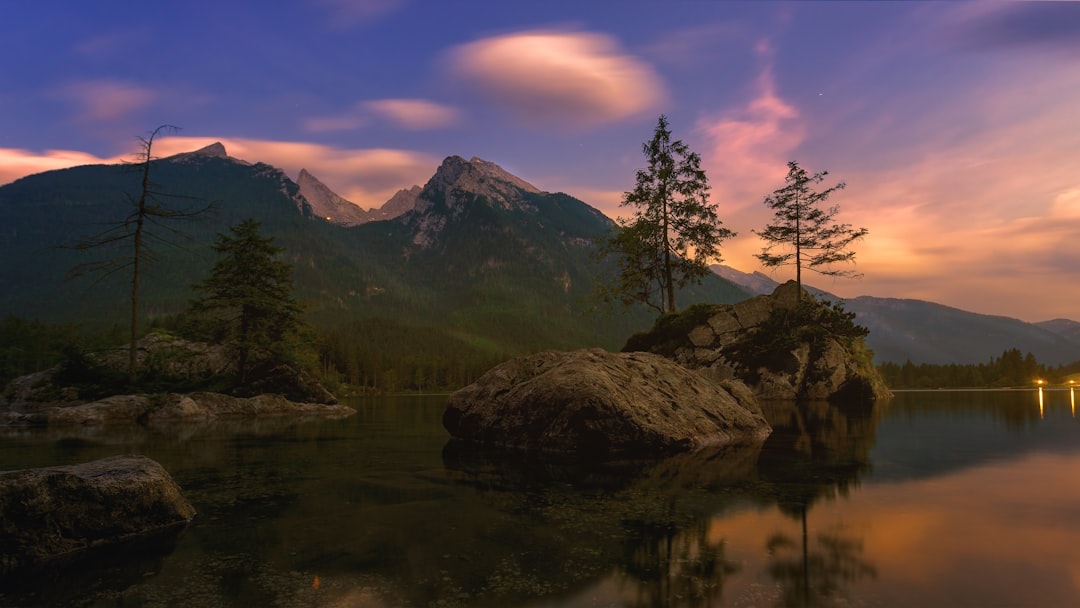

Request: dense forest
left=6, top=314, right=1078, bottom=394
left=878, top=348, right=1080, bottom=389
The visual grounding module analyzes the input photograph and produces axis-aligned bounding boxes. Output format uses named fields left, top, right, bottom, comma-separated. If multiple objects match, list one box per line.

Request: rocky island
left=444, top=348, right=771, bottom=460
left=0, top=331, right=354, bottom=427
left=444, top=283, right=890, bottom=459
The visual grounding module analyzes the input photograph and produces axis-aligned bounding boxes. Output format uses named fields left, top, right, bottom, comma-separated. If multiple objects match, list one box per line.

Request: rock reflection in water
left=443, top=441, right=763, bottom=607
left=441, top=399, right=882, bottom=608
left=0, top=395, right=889, bottom=607
left=0, top=527, right=183, bottom=606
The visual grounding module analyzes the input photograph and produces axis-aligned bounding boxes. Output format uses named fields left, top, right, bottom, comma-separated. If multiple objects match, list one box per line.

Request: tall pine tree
left=190, top=219, right=302, bottom=384
left=595, top=115, right=734, bottom=314
left=755, top=161, right=868, bottom=299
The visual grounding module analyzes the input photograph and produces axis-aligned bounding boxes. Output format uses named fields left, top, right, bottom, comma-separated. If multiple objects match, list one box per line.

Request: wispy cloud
left=698, top=40, right=803, bottom=217
left=0, top=148, right=124, bottom=186
left=363, top=99, right=461, bottom=130
left=152, top=136, right=439, bottom=209
left=940, top=2, right=1080, bottom=55
left=54, top=79, right=157, bottom=121
left=1, top=137, right=439, bottom=210
left=304, top=98, right=461, bottom=133
left=445, top=29, right=666, bottom=130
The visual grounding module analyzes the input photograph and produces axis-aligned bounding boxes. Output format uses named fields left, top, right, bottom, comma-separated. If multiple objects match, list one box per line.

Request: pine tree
left=755, top=161, right=868, bottom=299
left=190, top=219, right=302, bottom=384
left=595, top=115, right=734, bottom=314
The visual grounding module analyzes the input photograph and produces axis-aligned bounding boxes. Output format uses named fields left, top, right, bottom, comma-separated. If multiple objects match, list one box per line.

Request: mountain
left=712, top=264, right=1080, bottom=365
left=1036, top=318, right=1080, bottom=344
left=380, top=185, right=422, bottom=219
left=709, top=264, right=830, bottom=298
left=842, top=297, right=1080, bottom=365
left=297, top=169, right=416, bottom=226
left=0, top=147, right=751, bottom=377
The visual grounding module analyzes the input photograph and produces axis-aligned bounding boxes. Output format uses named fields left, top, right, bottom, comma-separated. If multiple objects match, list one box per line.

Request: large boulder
left=443, top=348, right=770, bottom=459
left=0, top=455, right=195, bottom=572
left=626, top=281, right=892, bottom=402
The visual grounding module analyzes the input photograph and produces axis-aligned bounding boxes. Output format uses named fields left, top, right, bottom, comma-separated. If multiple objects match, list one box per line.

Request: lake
left=1, top=389, right=1078, bottom=607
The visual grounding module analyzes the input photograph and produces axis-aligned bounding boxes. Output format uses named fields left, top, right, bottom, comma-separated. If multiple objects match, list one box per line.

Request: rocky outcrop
left=0, top=455, right=195, bottom=572
left=443, top=348, right=770, bottom=460
left=628, top=281, right=892, bottom=402
left=1, top=391, right=354, bottom=427
left=0, top=330, right=343, bottom=426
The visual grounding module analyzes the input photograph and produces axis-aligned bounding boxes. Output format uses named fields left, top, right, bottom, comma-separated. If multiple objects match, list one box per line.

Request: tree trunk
left=128, top=141, right=154, bottom=386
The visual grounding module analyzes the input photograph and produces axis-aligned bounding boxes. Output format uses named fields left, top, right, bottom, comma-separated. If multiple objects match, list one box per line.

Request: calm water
left=1, top=389, right=1079, bottom=607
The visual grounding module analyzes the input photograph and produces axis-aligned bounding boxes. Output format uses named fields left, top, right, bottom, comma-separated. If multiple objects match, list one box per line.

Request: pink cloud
left=363, top=98, right=461, bottom=130
left=698, top=61, right=803, bottom=216
left=153, top=136, right=439, bottom=209
left=0, top=148, right=125, bottom=186
left=445, top=29, right=667, bottom=130
left=55, top=79, right=157, bottom=121
left=304, top=98, right=460, bottom=133
left=1, top=137, right=439, bottom=211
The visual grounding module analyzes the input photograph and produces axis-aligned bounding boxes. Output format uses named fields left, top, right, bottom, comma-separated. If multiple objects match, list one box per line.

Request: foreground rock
left=0, top=455, right=195, bottom=572
left=626, top=281, right=892, bottom=402
left=444, top=349, right=770, bottom=459
left=1, top=391, right=355, bottom=427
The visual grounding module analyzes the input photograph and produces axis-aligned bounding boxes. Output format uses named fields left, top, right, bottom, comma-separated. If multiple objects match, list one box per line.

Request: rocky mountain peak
left=166, top=141, right=242, bottom=165
left=194, top=142, right=228, bottom=158
left=423, top=155, right=541, bottom=205
left=380, top=185, right=422, bottom=217
left=296, top=168, right=370, bottom=226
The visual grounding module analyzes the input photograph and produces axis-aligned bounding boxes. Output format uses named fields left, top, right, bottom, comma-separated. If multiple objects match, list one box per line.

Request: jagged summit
left=193, top=142, right=228, bottom=158
left=422, top=155, right=541, bottom=204
left=298, top=168, right=417, bottom=226
left=296, top=168, right=370, bottom=226
left=381, top=185, right=422, bottom=217
left=166, top=141, right=240, bottom=164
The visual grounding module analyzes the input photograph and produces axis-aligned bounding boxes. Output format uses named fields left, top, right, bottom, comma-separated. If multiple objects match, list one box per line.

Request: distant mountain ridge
left=6, top=140, right=1072, bottom=370
left=0, top=144, right=749, bottom=366
left=711, top=264, right=1080, bottom=365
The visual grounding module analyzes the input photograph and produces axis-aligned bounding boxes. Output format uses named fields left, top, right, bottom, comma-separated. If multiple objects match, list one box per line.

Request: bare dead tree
left=64, top=125, right=215, bottom=384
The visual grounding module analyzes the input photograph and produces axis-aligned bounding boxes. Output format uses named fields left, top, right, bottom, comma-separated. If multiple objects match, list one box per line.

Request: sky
left=3, top=1, right=1079, bottom=323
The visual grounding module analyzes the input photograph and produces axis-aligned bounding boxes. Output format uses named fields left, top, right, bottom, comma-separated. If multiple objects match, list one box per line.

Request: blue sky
left=3, top=1, right=1080, bottom=322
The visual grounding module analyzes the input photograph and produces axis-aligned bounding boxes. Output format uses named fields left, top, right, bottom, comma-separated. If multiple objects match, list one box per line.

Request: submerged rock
left=0, top=455, right=195, bottom=572
left=443, top=348, right=770, bottom=459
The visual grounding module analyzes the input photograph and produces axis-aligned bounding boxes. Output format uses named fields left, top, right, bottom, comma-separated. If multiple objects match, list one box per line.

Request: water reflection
left=766, top=519, right=876, bottom=608
left=6, top=392, right=1078, bottom=607
left=442, top=399, right=881, bottom=607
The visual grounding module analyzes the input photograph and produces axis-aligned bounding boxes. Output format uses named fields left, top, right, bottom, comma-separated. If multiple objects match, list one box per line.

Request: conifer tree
left=595, top=115, right=734, bottom=314
left=755, top=161, right=868, bottom=299
left=190, top=219, right=302, bottom=384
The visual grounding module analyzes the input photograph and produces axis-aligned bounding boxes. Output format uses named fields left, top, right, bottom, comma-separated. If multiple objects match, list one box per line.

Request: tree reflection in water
left=766, top=508, right=876, bottom=608
left=757, top=400, right=880, bottom=607
left=618, top=517, right=739, bottom=608
left=442, top=397, right=882, bottom=607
